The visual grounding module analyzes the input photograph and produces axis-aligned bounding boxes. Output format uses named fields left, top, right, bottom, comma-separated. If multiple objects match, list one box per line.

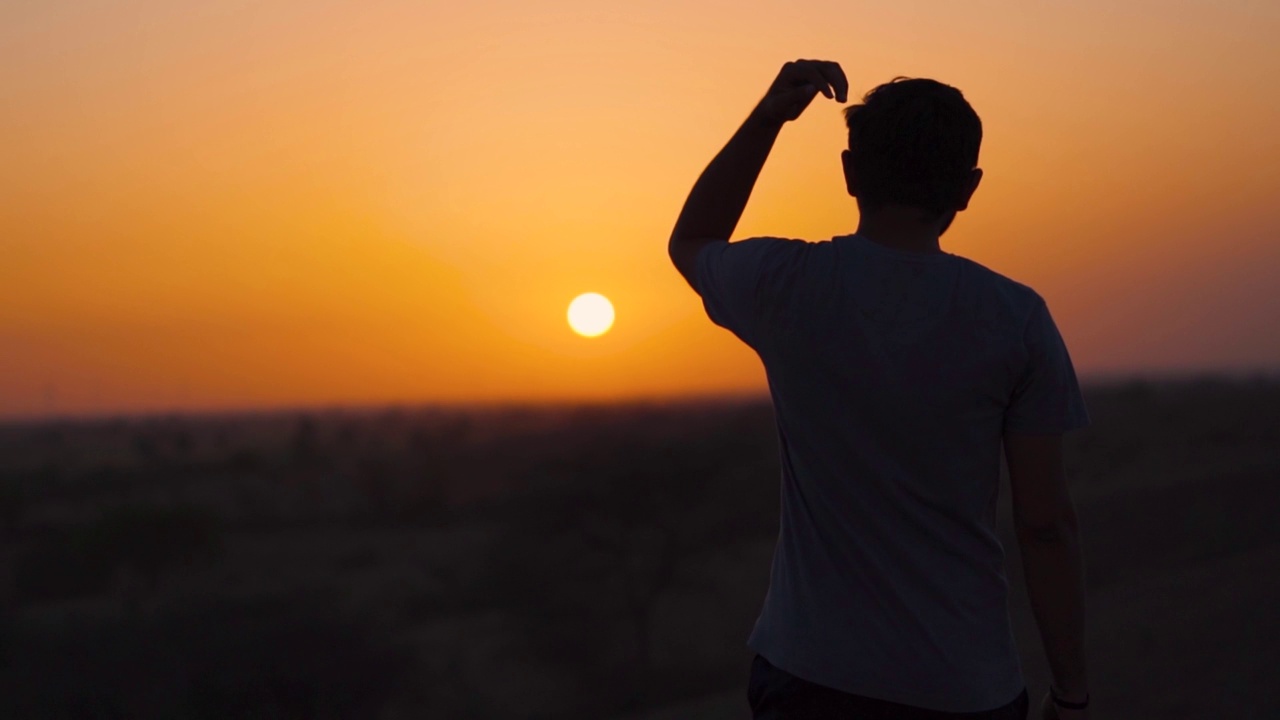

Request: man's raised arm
left=668, top=60, right=848, bottom=290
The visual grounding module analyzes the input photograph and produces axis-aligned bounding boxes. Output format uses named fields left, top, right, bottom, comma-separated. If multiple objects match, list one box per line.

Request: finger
left=819, top=61, right=849, bottom=103
left=800, top=65, right=833, bottom=99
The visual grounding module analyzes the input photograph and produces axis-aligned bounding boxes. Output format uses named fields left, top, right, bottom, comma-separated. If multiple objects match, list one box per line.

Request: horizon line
left=3, top=367, right=1278, bottom=428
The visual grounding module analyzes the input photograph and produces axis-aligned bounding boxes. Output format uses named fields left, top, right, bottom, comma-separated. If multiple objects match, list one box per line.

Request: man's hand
left=750, top=59, right=849, bottom=128
left=1040, top=691, right=1090, bottom=720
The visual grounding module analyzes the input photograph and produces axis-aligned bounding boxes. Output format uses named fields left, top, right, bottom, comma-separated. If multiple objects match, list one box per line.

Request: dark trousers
left=749, top=655, right=1029, bottom=720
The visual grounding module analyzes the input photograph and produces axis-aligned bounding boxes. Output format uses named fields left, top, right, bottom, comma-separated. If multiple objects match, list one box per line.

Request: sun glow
left=567, top=293, right=615, bottom=337
left=3, top=0, right=1278, bottom=417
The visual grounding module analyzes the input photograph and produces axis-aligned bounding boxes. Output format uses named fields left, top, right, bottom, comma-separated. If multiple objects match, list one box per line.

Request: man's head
left=841, top=78, right=983, bottom=235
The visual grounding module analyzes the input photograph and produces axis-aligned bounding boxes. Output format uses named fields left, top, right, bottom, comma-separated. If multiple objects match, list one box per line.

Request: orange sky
left=3, top=0, right=1279, bottom=419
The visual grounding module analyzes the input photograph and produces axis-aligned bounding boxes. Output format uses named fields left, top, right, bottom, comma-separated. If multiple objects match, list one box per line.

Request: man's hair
left=843, top=77, right=982, bottom=217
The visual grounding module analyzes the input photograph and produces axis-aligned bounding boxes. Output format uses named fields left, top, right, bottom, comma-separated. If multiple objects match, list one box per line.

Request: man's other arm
left=1005, top=432, right=1091, bottom=717
left=668, top=60, right=847, bottom=289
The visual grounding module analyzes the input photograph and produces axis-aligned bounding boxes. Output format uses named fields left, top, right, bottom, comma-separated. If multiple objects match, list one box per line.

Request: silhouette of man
left=669, top=61, right=1091, bottom=720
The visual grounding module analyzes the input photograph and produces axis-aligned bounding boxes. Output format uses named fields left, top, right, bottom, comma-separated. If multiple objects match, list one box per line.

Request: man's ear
left=956, top=168, right=983, bottom=211
left=841, top=149, right=858, bottom=198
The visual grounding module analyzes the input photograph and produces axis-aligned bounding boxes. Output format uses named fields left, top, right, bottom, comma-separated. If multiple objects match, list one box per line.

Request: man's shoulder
left=954, top=255, right=1044, bottom=305
left=699, top=236, right=819, bottom=277
left=702, top=236, right=812, bottom=260
left=734, top=236, right=811, bottom=247
left=951, top=255, right=1046, bottom=335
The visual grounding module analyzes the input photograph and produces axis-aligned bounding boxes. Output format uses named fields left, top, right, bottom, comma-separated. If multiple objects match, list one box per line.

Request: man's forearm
left=1020, top=525, right=1090, bottom=698
left=669, top=110, right=782, bottom=246
left=667, top=60, right=845, bottom=285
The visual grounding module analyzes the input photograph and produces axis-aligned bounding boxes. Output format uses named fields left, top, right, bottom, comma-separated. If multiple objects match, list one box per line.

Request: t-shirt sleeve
left=1005, top=299, right=1091, bottom=434
left=694, top=237, right=799, bottom=349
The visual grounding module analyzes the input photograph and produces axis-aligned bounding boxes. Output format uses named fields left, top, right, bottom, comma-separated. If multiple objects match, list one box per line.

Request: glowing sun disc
left=567, top=293, right=614, bottom=337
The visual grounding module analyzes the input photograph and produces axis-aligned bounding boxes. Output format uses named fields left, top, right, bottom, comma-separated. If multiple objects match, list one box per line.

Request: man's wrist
left=744, top=105, right=786, bottom=133
left=1050, top=683, right=1090, bottom=704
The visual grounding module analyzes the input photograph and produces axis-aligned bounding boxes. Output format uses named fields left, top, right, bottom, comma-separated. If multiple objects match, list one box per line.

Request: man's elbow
left=667, top=235, right=710, bottom=289
left=666, top=236, right=685, bottom=277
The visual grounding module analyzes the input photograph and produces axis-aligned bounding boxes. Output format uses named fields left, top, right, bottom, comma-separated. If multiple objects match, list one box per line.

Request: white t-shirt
left=695, top=233, right=1090, bottom=712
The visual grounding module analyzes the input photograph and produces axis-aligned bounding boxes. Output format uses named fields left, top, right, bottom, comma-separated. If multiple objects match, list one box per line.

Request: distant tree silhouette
left=131, top=431, right=159, bottom=466
left=292, top=414, right=321, bottom=467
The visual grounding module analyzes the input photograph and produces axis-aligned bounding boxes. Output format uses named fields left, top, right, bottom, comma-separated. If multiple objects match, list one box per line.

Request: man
left=668, top=60, right=1092, bottom=720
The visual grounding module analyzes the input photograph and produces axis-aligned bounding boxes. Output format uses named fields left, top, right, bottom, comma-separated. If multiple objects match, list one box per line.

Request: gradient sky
left=3, top=0, right=1279, bottom=418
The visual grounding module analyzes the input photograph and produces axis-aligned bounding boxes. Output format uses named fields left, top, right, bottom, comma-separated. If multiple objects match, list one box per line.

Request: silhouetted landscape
left=1, top=377, right=1277, bottom=719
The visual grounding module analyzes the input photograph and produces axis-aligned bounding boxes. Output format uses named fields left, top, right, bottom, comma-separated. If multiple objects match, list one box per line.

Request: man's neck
left=854, top=206, right=947, bottom=254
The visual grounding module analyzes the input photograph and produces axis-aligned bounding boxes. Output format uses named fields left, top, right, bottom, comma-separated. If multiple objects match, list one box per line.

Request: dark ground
left=0, top=378, right=1277, bottom=719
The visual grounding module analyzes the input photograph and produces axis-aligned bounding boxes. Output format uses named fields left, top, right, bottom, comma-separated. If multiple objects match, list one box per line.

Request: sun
left=567, top=292, right=615, bottom=337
